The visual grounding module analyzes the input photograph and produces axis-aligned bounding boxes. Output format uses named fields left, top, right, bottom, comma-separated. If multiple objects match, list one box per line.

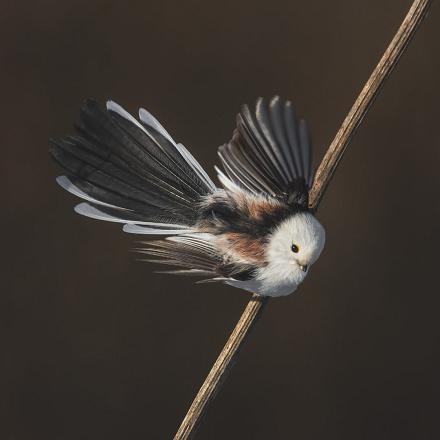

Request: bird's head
left=263, top=212, right=326, bottom=289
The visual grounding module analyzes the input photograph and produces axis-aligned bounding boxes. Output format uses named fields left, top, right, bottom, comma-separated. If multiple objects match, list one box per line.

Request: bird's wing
left=138, top=234, right=220, bottom=277
left=138, top=234, right=258, bottom=282
left=217, top=96, right=312, bottom=209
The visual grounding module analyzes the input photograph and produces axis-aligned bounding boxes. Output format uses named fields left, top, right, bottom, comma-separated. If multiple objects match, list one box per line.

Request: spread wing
left=137, top=234, right=258, bottom=282
left=217, top=96, right=312, bottom=209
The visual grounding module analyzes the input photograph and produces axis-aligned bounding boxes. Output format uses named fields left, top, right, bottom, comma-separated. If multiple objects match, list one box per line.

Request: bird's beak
left=299, top=264, right=308, bottom=272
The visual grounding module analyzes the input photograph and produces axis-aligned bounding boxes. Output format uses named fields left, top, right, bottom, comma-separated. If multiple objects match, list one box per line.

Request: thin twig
left=173, top=1, right=432, bottom=438
left=173, top=294, right=268, bottom=440
left=309, top=0, right=432, bottom=209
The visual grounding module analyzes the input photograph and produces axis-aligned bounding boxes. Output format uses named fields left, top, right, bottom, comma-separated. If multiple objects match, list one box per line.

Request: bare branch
left=309, top=0, right=432, bottom=210
left=174, top=294, right=267, bottom=439
left=173, top=1, right=432, bottom=438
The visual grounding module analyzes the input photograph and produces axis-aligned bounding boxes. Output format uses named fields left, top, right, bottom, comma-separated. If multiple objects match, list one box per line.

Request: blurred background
left=2, top=0, right=439, bottom=438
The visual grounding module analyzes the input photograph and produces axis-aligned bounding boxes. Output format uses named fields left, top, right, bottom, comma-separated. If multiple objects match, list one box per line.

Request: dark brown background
left=2, top=0, right=439, bottom=438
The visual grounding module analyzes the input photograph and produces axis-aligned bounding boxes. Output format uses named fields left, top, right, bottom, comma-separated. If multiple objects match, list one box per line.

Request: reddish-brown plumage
left=197, top=190, right=289, bottom=267
left=220, top=232, right=267, bottom=264
left=228, top=191, right=285, bottom=221
left=246, top=197, right=283, bottom=220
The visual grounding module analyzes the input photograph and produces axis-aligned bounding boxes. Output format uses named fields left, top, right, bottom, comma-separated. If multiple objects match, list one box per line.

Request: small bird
left=50, top=96, right=325, bottom=297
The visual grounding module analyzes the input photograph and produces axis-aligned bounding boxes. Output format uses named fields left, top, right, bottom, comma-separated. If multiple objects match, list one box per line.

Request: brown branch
left=174, top=294, right=268, bottom=440
left=309, top=0, right=432, bottom=209
left=173, top=1, right=432, bottom=438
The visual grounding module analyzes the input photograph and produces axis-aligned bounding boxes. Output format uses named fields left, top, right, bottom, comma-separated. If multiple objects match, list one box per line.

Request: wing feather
left=218, top=96, right=313, bottom=209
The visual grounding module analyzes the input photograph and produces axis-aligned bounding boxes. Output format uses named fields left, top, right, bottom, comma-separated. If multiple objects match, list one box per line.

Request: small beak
left=299, top=264, right=308, bottom=272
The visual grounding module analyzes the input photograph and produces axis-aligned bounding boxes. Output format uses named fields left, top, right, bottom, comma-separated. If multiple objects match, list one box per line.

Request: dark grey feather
left=138, top=235, right=258, bottom=281
left=50, top=99, right=216, bottom=228
left=218, top=96, right=313, bottom=209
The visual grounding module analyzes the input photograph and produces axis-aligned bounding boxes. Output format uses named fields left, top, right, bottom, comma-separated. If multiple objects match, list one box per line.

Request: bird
left=50, top=96, right=325, bottom=297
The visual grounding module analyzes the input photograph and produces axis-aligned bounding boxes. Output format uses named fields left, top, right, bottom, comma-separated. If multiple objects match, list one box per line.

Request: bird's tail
left=50, top=99, right=216, bottom=234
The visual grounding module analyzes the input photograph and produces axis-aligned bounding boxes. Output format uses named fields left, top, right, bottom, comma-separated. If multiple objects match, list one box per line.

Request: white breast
left=224, top=272, right=301, bottom=297
left=224, top=212, right=325, bottom=297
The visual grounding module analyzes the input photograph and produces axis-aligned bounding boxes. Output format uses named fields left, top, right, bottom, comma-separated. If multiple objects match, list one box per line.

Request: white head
left=256, top=212, right=325, bottom=296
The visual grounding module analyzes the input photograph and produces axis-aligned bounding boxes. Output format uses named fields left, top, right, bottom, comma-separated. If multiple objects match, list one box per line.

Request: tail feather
left=50, top=99, right=216, bottom=232
left=107, top=101, right=211, bottom=195
left=138, top=107, right=175, bottom=144
left=106, top=103, right=207, bottom=198
left=52, top=139, right=193, bottom=213
left=74, top=202, right=190, bottom=227
left=122, top=224, right=195, bottom=235
left=174, top=143, right=217, bottom=192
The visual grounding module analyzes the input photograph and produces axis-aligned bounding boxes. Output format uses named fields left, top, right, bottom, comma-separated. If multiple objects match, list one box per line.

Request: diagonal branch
left=173, top=1, right=432, bottom=438
left=309, top=0, right=432, bottom=209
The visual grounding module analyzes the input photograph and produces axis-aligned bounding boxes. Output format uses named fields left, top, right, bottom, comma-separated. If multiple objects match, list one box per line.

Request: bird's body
left=51, top=97, right=325, bottom=297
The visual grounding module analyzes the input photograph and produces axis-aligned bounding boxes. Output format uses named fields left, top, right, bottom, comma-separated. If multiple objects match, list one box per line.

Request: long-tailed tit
left=51, top=96, right=325, bottom=297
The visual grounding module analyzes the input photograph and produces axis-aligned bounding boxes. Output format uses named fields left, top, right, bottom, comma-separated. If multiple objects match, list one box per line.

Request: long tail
left=50, top=99, right=216, bottom=234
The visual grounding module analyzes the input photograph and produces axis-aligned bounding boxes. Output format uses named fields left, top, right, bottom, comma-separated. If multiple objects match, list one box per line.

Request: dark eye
left=291, top=244, right=299, bottom=253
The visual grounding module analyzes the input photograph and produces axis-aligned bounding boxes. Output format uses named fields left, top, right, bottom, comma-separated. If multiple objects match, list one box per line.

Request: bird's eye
left=291, top=244, right=299, bottom=253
